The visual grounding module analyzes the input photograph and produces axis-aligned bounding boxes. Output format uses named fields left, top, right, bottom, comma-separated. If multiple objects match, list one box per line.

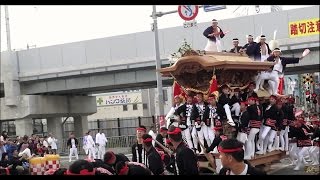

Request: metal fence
left=58, top=135, right=137, bottom=155
left=63, top=116, right=156, bottom=139
left=59, top=116, right=158, bottom=154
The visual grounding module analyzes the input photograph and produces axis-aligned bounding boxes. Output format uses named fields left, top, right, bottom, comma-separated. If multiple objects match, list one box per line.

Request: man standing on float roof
left=254, top=47, right=304, bottom=95
left=252, top=35, right=271, bottom=62
left=203, top=19, right=225, bottom=52
left=240, top=35, right=256, bottom=58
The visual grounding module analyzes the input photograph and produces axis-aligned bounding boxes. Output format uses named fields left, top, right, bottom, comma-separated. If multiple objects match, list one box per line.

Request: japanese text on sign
left=96, top=93, right=142, bottom=106
left=289, top=18, right=320, bottom=38
left=183, top=20, right=197, bottom=28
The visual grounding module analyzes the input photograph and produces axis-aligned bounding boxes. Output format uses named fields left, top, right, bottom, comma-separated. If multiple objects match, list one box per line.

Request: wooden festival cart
left=160, top=50, right=286, bottom=174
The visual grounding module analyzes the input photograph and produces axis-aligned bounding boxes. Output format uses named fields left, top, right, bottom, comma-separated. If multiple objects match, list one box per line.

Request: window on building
left=133, top=104, right=138, bottom=110
left=143, top=103, right=148, bottom=109
left=123, top=105, right=128, bottom=111
left=33, top=119, right=44, bottom=135
left=163, top=89, right=168, bottom=101
left=1, top=120, right=16, bottom=136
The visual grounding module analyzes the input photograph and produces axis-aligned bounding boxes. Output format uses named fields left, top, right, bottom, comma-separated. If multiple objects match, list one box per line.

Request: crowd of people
left=1, top=86, right=319, bottom=175
left=164, top=84, right=320, bottom=173
left=0, top=132, right=59, bottom=175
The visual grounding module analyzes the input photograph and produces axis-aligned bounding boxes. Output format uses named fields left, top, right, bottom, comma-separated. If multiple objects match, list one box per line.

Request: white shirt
left=87, top=135, right=95, bottom=148
left=165, top=103, right=183, bottom=120
left=47, top=137, right=58, bottom=150
left=273, top=58, right=283, bottom=73
left=0, top=136, right=5, bottom=143
left=230, top=164, right=248, bottom=175
left=260, top=44, right=269, bottom=62
left=43, top=140, right=49, bottom=148
left=71, top=139, right=76, bottom=148
left=95, top=133, right=108, bottom=146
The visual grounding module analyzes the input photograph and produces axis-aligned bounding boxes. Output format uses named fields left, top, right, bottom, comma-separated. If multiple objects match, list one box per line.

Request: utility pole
left=4, top=5, right=12, bottom=51
left=152, top=5, right=164, bottom=117
left=151, top=5, right=203, bottom=116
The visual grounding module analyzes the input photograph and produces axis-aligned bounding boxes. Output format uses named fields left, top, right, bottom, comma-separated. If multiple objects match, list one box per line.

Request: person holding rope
left=155, top=127, right=168, bottom=152
left=167, top=126, right=199, bottom=175
left=132, top=125, right=147, bottom=165
left=142, top=134, right=165, bottom=175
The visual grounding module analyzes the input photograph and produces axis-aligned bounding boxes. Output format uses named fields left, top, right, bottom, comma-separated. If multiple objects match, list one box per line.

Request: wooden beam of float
left=160, top=52, right=274, bottom=77
left=160, top=51, right=275, bottom=95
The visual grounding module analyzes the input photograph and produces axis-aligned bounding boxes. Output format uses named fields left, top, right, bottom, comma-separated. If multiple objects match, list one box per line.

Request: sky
left=0, top=5, right=313, bottom=52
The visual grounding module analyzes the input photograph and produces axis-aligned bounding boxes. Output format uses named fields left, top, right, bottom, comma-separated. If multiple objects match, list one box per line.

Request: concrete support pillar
left=74, top=116, right=88, bottom=138
left=2, top=51, right=20, bottom=106
left=15, top=118, right=33, bottom=137
left=47, top=117, right=63, bottom=143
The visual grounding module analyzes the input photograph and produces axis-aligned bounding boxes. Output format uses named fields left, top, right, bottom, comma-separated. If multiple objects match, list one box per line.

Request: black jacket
left=263, top=104, right=279, bottom=130
left=174, top=103, right=193, bottom=129
left=175, top=142, right=199, bottom=175
left=230, top=95, right=241, bottom=105
left=290, top=126, right=312, bottom=147
left=203, top=104, right=225, bottom=126
left=146, top=147, right=164, bottom=175
left=230, top=46, right=243, bottom=53
left=247, top=104, right=262, bottom=121
left=240, top=91, right=258, bottom=102
left=219, top=161, right=267, bottom=175
left=287, top=104, right=295, bottom=120
left=108, top=153, right=130, bottom=169
left=277, top=109, right=285, bottom=130
left=252, top=42, right=271, bottom=61
left=92, top=159, right=116, bottom=174
left=155, top=134, right=165, bottom=151
left=239, top=111, right=250, bottom=133
left=218, top=94, right=231, bottom=106
left=311, top=127, right=320, bottom=140
left=191, top=103, right=208, bottom=122
left=127, top=164, right=152, bottom=175
left=242, top=42, right=257, bottom=58
left=131, top=143, right=146, bottom=164
left=203, top=26, right=225, bottom=42
left=281, top=104, right=289, bottom=120
left=206, top=135, right=224, bottom=153
left=67, top=138, right=79, bottom=148
left=267, top=55, right=300, bottom=73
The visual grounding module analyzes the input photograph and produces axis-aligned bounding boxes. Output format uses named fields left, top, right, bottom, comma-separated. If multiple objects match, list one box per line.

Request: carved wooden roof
left=160, top=52, right=274, bottom=77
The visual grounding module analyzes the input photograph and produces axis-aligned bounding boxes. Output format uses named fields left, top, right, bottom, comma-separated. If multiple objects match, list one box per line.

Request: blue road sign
left=203, top=5, right=226, bottom=12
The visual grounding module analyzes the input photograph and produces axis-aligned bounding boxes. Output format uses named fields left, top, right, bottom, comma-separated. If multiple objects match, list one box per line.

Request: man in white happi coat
left=254, top=48, right=304, bottom=95
left=203, top=19, right=226, bottom=52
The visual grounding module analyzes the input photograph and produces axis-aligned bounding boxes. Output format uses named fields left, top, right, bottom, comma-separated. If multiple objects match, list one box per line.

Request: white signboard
left=183, top=20, right=197, bottom=28
left=96, top=92, right=142, bottom=106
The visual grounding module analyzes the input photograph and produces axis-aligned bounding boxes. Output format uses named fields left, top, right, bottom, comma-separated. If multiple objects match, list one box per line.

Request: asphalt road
left=59, top=154, right=319, bottom=175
